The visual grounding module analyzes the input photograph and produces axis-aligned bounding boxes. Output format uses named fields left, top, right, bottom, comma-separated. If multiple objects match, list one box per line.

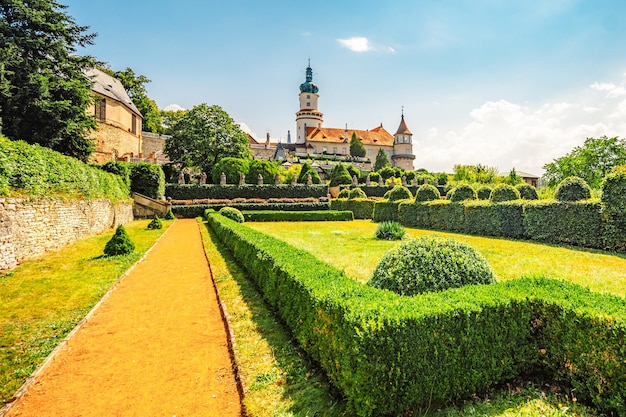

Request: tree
left=504, top=167, right=523, bottom=185
left=0, top=0, right=98, bottom=161
left=113, top=67, right=163, bottom=133
left=161, top=109, right=186, bottom=134
left=543, top=136, right=626, bottom=188
left=165, top=104, right=251, bottom=176
left=329, top=164, right=352, bottom=186
left=374, top=148, right=391, bottom=171
left=349, top=132, right=366, bottom=158
left=297, top=162, right=321, bottom=184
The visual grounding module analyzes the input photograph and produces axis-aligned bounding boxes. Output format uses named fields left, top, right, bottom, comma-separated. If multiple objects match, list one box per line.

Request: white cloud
left=590, top=82, right=626, bottom=98
left=338, top=36, right=372, bottom=52
left=237, top=122, right=258, bottom=140
left=163, top=103, right=185, bottom=111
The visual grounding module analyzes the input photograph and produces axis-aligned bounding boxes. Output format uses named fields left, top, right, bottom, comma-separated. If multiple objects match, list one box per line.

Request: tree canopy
left=0, top=0, right=98, bottom=161
left=543, top=136, right=626, bottom=188
left=349, top=132, right=366, bottom=158
left=112, top=67, right=163, bottom=133
left=165, top=103, right=251, bottom=176
left=374, top=148, right=391, bottom=171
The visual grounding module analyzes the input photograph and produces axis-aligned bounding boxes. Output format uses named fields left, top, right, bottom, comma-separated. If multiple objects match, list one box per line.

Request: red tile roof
left=394, top=115, right=412, bottom=135
left=306, top=125, right=394, bottom=147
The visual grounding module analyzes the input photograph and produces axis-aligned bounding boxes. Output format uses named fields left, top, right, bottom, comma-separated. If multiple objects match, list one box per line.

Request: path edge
left=0, top=221, right=177, bottom=417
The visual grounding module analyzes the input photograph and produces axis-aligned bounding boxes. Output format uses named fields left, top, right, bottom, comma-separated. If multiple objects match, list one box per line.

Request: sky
left=62, top=0, right=626, bottom=175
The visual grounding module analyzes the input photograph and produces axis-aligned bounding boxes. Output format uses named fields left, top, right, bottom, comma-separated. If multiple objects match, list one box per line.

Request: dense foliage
left=110, top=67, right=163, bottom=133
left=242, top=210, right=353, bottom=222
left=173, top=201, right=329, bottom=218
left=246, top=159, right=279, bottom=185
left=369, top=236, right=495, bottom=295
left=163, top=208, right=175, bottom=220
left=490, top=184, right=520, bottom=203
left=103, top=225, right=135, bottom=256
left=330, top=198, right=375, bottom=219
left=447, top=184, right=477, bottom=202
left=601, top=165, right=626, bottom=217
left=415, top=183, right=440, bottom=202
left=373, top=148, right=391, bottom=171
left=554, top=176, right=591, bottom=202
left=99, top=161, right=131, bottom=188
left=516, top=183, right=538, bottom=200
left=129, top=163, right=165, bottom=199
left=0, top=136, right=129, bottom=200
left=219, top=206, right=245, bottom=223
left=543, top=136, right=626, bottom=188
left=0, top=0, right=98, bottom=161
left=208, top=214, right=626, bottom=417
left=211, top=157, right=249, bottom=184
left=165, top=104, right=251, bottom=177
left=165, top=184, right=328, bottom=200
left=147, top=215, right=163, bottom=230
left=349, top=132, right=366, bottom=158
left=349, top=187, right=367, bottom=199
left=297, top=162, right=322, bottom=184
left=476, top=186, right=492, bottom=200
left=384, top=185, right=412, bottom=201
left=374, top=221, right=405, bottom=240
left=328, top=163, right=352, bottom=187
left=337, top=188, right=350, bottom=199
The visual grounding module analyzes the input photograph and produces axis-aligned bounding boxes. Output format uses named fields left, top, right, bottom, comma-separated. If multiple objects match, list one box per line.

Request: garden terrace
left=207, top=213, right=626, bottom=416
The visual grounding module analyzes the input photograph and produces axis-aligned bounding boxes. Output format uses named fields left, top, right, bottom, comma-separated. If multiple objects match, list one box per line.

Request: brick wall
left=0, top=198, right=133, bottom=271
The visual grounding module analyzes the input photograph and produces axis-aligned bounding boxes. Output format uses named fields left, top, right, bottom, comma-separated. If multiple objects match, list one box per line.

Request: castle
left=292, top=63, right=416, bottom=171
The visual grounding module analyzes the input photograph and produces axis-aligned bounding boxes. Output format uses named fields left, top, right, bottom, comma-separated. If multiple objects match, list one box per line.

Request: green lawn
left=0, top=219, right=173, bottom=405
left=248, top=220, right=626, bottom=296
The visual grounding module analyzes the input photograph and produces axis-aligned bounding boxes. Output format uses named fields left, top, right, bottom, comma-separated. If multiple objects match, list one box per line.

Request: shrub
left=601, top=166, right=626, bottom=216
left=211, top=157, right=249, bottom=184
left=246, top=159, right=280, bottom=184
left=398, top=201, right=431, bottom=228
left=147, top=215, right=163, bottom=230
left=331, top=198, right=375, bottom=219
left=555, top=176, right=591, bottom=202
left=368, top=172, right=380, bottom=183
left=516, top=183, right=538, bottom=200
left=349, top=187, right=367, bottom=199
left=329, top=164, right=353, bottom=187
left=99, top=161, right=131, bottom=188
left=337, top=188, right=351, bottom=199
left=375, top=221, right=405, bottom=240
left=384, top=185, right=413, bottom=201
left=476, top=186, right=492, bottom=200
left=103, top=225, right=135, bottom=256
left=415, top=184, right=440, bottom=202
left=129, top=163, right=165, bottom=199
left=490, top=184, right=520, bottom=203
left=165, top=184, right=329, bottom=200
left=243, top=210, right=353, bottom=222
left=428, top=200, right=465, bottom=233
left=368, top=236, right=496, bottom=296
left=219, top=206, right=245, bottom=223
left=378, top=166, right=395, bottom=181
left=372, top=201, right=400, bottom=222
left=297, top=162, right=322, bottom=184
left=163, top=208, right=175, bottom=220
left=447, top=184, right=477, bottom=202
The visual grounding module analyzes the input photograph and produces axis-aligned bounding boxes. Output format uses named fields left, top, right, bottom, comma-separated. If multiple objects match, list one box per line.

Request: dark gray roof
left=86, top=68, right=142, bottom=117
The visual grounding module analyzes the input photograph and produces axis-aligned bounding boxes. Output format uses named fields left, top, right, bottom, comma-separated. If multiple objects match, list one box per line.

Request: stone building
left=86, top=68, right=143, bottom=163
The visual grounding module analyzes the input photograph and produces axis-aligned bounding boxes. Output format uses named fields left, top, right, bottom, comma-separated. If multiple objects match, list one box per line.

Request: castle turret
left=392, top=110, right=416, bottom=170
left=295, top=61, right=323, bottom=144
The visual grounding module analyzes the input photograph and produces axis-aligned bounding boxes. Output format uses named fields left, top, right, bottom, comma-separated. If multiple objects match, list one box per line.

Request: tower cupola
left=295, top=61, right=323, bottom=144
left=299, top=64, right=319, bottom=94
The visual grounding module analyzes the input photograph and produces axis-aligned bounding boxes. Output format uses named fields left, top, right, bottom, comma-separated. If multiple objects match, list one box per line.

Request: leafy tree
left=504, top=167, right=523, bottom=185
left=378, top=166, right=395, bottom=181
left=112, top=67, right=163, bottom=133
left=247, top=159, right=279, bottom=184
left=211, top=157, right=249, bottom=184
left=346, top=164, right=360, bottom=181
left=543, top=136, right=626, bottom=188
left=374, top=148, right=391, bottom=171
left=349, top=132, right=366, bottom=158
left=0, top=0, right=98, bottom=161
left=165, top=104, right=251, bottom=177
left=329, top=164, right=352, bottom=187
left=161, top=109, right=186, bottom=133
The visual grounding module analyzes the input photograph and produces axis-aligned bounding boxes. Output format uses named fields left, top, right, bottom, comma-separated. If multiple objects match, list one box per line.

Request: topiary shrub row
left=165, top=184, right=329, bottom=200
left=207, top=213, right=626, bottom=417
left=172, top=201, right=330, bottom=218
left=330, top=198, right=375, bottom=219
left=0, top=136, right=129, bottom=200
left=339, top=184, right=446, bottom=198
left=219, top=206, right=245, bottom=223
left=242, top=210, right=354, bottom=222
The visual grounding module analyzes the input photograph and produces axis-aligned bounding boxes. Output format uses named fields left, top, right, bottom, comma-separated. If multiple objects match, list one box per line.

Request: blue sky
left=64, top=0, right=626, bottom=174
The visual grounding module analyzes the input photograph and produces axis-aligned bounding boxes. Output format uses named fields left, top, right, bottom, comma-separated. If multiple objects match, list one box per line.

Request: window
left=131, top=114, right=137, bottom=135
left=322, top=146, right=327, bottom=153
left=368, top=149, right=372, bottom=155
left=306, top=102, right=310, bottom=107
left=94, top=98, right=106, bottom=121
left=342, top=147, right=347, bottom=154
left=307, top=94, right=310, bottom=99
left=333, top=147, right=337, bottom=154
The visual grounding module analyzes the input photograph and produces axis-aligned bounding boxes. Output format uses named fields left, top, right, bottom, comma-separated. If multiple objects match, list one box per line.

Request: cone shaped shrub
left=147, top=215, right=163, bottom=230
left=555, top=176, right=591, bottom=202
left=415, top=184, right=440, bottom=202
left=375, top=221, right=405, bottom=240
left=164, top=208, right=175, bottom=220
left=337, top=188, right=351, bottom=199
left=490, top=184, right=520, bottom=203
left=104, top=225, right=135, bottom=256
left=368, top=235, right=495, bottom=296
left=219, top=206, right=245, bottom=223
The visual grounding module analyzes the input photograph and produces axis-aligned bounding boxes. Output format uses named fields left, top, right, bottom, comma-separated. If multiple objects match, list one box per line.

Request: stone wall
left=0, top=198, right=133, bottom=272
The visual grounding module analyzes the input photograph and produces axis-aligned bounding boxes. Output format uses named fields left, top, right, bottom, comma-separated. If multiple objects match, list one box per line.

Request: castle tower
left=392, top=110, right=416, bottom=170
left=295, top=62, right=323, bottom=144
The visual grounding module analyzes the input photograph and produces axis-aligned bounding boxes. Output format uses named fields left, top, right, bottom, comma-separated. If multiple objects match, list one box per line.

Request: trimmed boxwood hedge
left=330, top=198, right=375, bottom=219
left=372, top=200, right=402, bottom=222
left=173, top=201, right=330, bottom=218
left=242, top=210, right=353, bottom=222
left=398, top=201, right=431, bottom=229
left=207, top=213, right=626, bottom=417
left=165, top=184, right=328, bottom=200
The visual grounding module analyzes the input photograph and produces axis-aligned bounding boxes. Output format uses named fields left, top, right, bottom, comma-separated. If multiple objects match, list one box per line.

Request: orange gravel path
left=6, top=219, right=242, bottom=417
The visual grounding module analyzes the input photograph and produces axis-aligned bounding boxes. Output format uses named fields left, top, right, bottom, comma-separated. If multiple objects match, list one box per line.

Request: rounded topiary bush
left=415, top=184, right=440, bottom=203
left=555, top=176, right=591, bottom=202
left=219, top=207, right=245, bottom=223
left=329, top=164, right=353, bottom=187
left=601, top=165, right=626, bottom=216
left=490, top=184, right=520, bottom=203
left=104, top=225, right=135, bottom=256
left=337, top=188, right=351, bottom=199
left=384, top=185, right=413, bottom=201
left=476, top=186, right=492, bottom=200
left=147, top=215, right=163, bottom=230
left=349, top=187, right=367, bottom=199
left=516, top=183, right=538, bottom=200
left=447, top=184, right=477, bottom=202
left=367, top=236, right=496, bottom=296
left=375, top=221, right=405, bottom=240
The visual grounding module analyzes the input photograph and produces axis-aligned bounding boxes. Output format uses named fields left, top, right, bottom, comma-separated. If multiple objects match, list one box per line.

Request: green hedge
left=330, top=198, right=375, bottom=219
left=372, top=200, right=404, bottom=222
left=165, top=184, right=328, bottom=200
left=428, top=200, right=465, bottom=233
left=398, top=201, right=431, bottom=228
left=129, top=163, right=165, bottom=199
left=207, top=214, right=626, bottom=416
left=495, top=201, right=527, bottom=239
left=0, top=136, right=129, bottom=200
left=242, top=210, right=353, bottom=222
left=463, top=200, right=501, bottom=236
left=173, top=201, right=330, bottom=218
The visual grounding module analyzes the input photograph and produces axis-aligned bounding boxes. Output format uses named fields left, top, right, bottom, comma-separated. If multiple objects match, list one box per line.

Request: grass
left=248, top=220, right=626, bottom=296
left=202, top=219, right=601, bottom=416
left=0, top=218, right=173, bottom=405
